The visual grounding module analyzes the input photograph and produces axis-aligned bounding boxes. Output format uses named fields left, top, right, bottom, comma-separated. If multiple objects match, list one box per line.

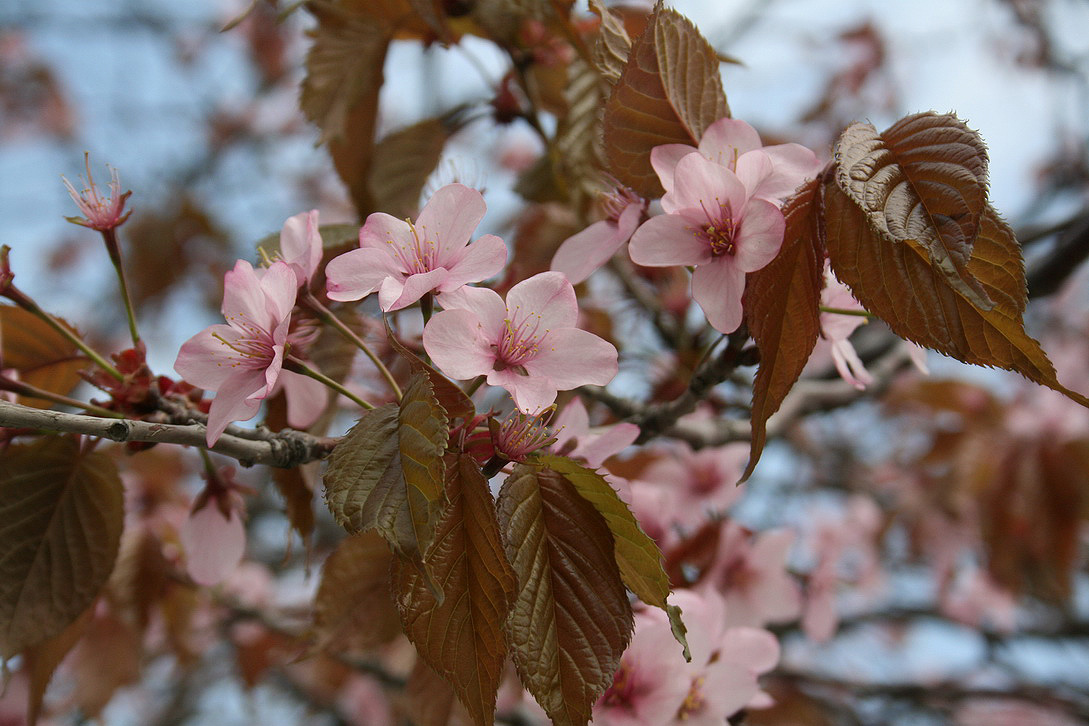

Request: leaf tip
left=665, top=603, right=690, bottom=662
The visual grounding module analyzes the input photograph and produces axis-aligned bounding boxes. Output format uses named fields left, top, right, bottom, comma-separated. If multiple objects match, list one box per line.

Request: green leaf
left=0, top=436, right=124, bottom=658
left=741, top=178, right=826, bottom=482
left=536, top=454, right=688, bottom=660
left=394, top=454, right=516, bottom=726
left=497, top=463, right=633, bottom=726
left=602, top=6, right=730, bottom=197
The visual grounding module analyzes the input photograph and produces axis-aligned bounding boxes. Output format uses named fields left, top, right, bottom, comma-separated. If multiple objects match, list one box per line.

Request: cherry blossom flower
left=651, top=117, right=823, bottom=208
left=174, top=259, right=298, bottom=445
left=423, top=271, right=619, bottom=413
left=703, top=523, right=802, bottom=628
left=278, top=209, right=323, bottom=287
left=550, top=186, right=646, bottom=284
left=180, top=466, right=250, bottom=586
left=61, top=152, right=132, bottom=231
left=594, top=621, right=693, bottom=726
left=325, top=183, right=507, bottom=311
left=819, top=264, right=874, bottom=390
left=550, top=397, right=639, bottom=468
left=640, top=442, right=747, bottom=524
left=628, top=153, right=786, bottom=333
left=492, top=408, right=557, bottom=462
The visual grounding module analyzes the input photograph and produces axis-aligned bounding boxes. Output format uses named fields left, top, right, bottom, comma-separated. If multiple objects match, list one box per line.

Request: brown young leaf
left=370, top=110, right=468, bottom=219
left=386, top=318, right=475, bottom=422
left=741, top=178, right=826, bottom=482
left=66, top=609, right=142, bottom=718
left=826, top=184, right=1089, bottom=406
left=399, top=372, right=450, bottom=554
left=394, top=455, right=516, bottom=725
left=313, top=531, right=401, bottom=654
left=300, top=1, right=390, bottom=214
left=107, top=526, right=169, bottom=634
left=24, top=606, right=93, bottom=726
left=0, top=305, right=84, bottom=409
left=403, top=657, right=468, bottom=726
left=602, top=6, right=730, bottom=197
left=553, top=58, right=608, bottom=207
left=833, top=113, right=992, bottom=309
left=589, top=0, right=632, bottom=84
left=272, top=466, right=317, bottom=544
left=536, top=454, right=688, bottom=659
left=0, top=436, right=124, bottom=659
left=497, top=464, right=633, bottom=726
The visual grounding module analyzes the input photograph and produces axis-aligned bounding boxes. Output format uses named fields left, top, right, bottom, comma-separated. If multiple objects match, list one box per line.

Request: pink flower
left=550, top=186, right=646, bottom=284
left=703, top=523, right=801, bottom=628
left=651, top=117, right=823, bottom=208
left=492, top=409, right=557, bottom=462
left=325, top=183, right=507, bottom=311
left=175, top=260, right=299, bottom=445
left=62, top=153, right=132, bottom=232
left=594, top=621, right=693, bottom=726
left=180, top=466, right=249, bottom=586
left=641, top=442, right=747, bottom=524
left=423, top=272, right=619, bottom=413
left=551, top=397, right=639, bottom=468
left=628, top=153, right=786, bottom=333
left=279, top=209, right=323, bottom=287
left=818, top=263, right=874, bottom=390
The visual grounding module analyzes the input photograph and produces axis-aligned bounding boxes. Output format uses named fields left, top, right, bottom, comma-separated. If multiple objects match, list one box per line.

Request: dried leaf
left=313, top=531, right=401, bottom=653
left=24, top=606, right=93, bottom=726
left=602, top=6, right=730, bottom=197
left=370, top=110, right=467, bottom=219
left=741, top=178, right=826, bottom=481
left=590, top=0, right=632, bottom=84
left=301, top=1, right=390, bottom=213
left=833, top=113, right=992, bottom=309
left=536, top=454, right=687, bottom=659
left=0, top=436, right=124, bottom=658
left=497, top=464, right=633, bottom=726
left=826, top=184, right=1089, bottom=406
left=394, top=455, right=516, bottom=725
left=0, top=306, right=84, bottom=409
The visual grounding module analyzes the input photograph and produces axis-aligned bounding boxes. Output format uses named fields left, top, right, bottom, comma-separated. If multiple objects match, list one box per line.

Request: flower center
left=213, top=313, right=277, bottom=370
left=676, top=676, right=708, bottom=720
left=602, top=660, right=636, bottom=710
left=601, top=185, right=643, bottom=222
left=495, top=408, right=557, bottom=461
left=698, top=199, right=737, bottom=257
left=494, top=306, right=549, bottom=371
left=386, top=220, right=439, bottom=274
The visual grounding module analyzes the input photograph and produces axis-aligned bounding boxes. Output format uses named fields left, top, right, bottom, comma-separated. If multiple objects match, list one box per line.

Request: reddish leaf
left=24, top=606, right=93, bottom=726
left=313, top=531, right=401, bottom=654
left=833, top=113, right=992, bottom=308
left=0, top=305, right=85, bottom=409
left=394, top=455, right=516, bottom=725
left=741, top=178, right=826, bottom=481
left=398, top=372, right=450, bottom=553
left=497, top=464, right=633, bottom=726
left=66, top=609, right=142, bottom=718
left=0, top=437, right=124, bottom=659
left=106, top=526, right=170, bottom=634
left=272, top=466, right=316, bottom=544
left=590, top=0, right=632, bottom=84
left=602, top=6, right=730, bottom=197
left=403, top=657, right=467, bottom=726
left=826, top=183, right=1089, bottom=406
left=370, top=111, right=467, bottom=219
left=386, top=319, right=475, bottom=422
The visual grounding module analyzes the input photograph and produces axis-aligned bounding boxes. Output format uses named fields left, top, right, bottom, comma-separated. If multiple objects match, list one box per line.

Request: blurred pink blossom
left=703, top=523, right=801, bottom=628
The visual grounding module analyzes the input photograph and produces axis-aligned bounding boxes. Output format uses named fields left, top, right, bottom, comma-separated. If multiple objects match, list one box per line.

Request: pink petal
left=719, top=627, right=780, bottom=673
left=258, top=261, right=299, bottom=323
left=831, top=339, right=873, bottom=390
left=414, top=183, right=487, bottom=260
left=379, top=267, right=450, bottom=311
left=325, top=247, right=402, bottom=302
left=650, top=143, right=697, bottom=197
left=280, top=209, right=322, bottom=286
left=182, top=505, right=246, bottom=586
left=552, top=397, right=591, bottom=450
left=358, top=212, right=413, bottom=252
left=550, top=219, right=623, bottom=285
left=697, top=118, right=762, bottom=165
left=691, top=260, right=746, bottom=333
left=574, top=423, right=640, bottom=468
left=734, top=198, right=785, bottom=273
left=278, top=368, right=328, bottom=429
left=629, top=214, right=713, bottom=267
left=759, top=142, right=824, bottom=202
left=505, top=271, right=578, bottom=332
left=442, top=233, right=508, bottom=290
left=698, top=660, right=759, bottom=721
left=735, top=150, right=775, bottom=199
left=175, top=324, right=244, bottom=390
left=525, top=327, right=618, bottom=388
left=205, top=369, right=267, bottom=445
left=221, top=260, right=269, bottom=326
left=434, top=285, right=507, bottom=339
left=423, top=308, right=497, bottom=380
left=488, top=369, right=558, bottom=414
left=670, top=152, right=748, bottom=215
left=802, top=586, right=839, bottom=642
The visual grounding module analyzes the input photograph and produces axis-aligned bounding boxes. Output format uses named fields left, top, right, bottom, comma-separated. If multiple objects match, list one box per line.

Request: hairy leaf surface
left=0, top=306, right=85, bottom=409
left=399, top=372, right=449, bottom=553
left=498, top=464, right=633, bottom=726
left=313, top=531, right=401, bottom=653
left=590, top=0, right=632, bottom=84
left=834, top=113, right=992, bottom=309
left=742, top=178, right=826, bottom=481
left=826, top=184, right=1089, bottom=406
left=603, top=7, right=729, bottom=197
left=536, top=454, right=688, bottom=659
left=395, top=455, right=516, bottom=725
left=0, top=437, right=124, bottom=658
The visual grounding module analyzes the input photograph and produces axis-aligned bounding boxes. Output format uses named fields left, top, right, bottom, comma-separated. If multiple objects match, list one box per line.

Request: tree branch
left=0, top=400, right=335, bottom=468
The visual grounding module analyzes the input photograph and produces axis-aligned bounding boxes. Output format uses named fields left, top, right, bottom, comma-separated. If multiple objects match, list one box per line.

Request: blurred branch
left=0, top=400, right=335, bottom=468
left=1025, top=211, right=1089, bottom=298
